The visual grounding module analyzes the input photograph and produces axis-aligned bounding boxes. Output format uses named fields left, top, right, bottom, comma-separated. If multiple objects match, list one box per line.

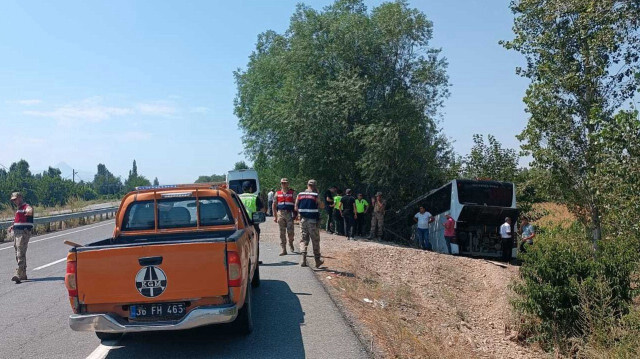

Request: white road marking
left=0, top=221, right=114, bottom=252
left=33, top=257, right=67, bottom=271
left=86, top=340, right=120, bottom=359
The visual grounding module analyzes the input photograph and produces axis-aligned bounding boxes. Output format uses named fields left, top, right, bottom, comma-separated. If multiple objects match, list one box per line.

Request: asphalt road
left=0, top=221, right=368, bottom=359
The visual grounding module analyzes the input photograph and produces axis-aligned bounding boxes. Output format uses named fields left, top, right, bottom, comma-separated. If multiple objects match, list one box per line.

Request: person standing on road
left=239, top=181, right=264, bottom=240
left=267, top=188, right=275, bottom=216
left=413, top=206, right=434, bottom=250
left=369, top=192, right=386, bottom=240
left=443, top=213, right=455, bottom=254
left=340, top=189, right=357, bottom=240
left=273, top=178, right=296, bottom=255
left=323, top=186, right=337, bottom=233
left=500, top=217, right=513, bottom=262
left=355, top=193, right=369, bottom=237
left=295, top=179, right=325, bottom=267
left=518, top=217, right=535, bottom=254
left=8, top=192, right=34, bottom=284
left=333, top=189, right=344, bottom=236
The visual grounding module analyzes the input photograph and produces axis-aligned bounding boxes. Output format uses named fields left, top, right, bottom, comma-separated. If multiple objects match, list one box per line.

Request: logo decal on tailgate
left=135, top=266, right=167, bottom=297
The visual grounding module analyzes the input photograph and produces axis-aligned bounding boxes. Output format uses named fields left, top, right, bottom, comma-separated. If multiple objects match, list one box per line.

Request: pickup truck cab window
left=123, top=201, right=155, bottom=231
left=230, top=193, right=251, bottom=227
left=122, top=197, right=233, bottom=231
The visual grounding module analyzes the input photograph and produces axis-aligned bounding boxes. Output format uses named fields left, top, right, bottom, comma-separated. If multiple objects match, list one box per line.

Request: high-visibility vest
left=297, top=191, right=319, bottom=220
left=239, top=193, right=258, bottom=218
left=355, top=199, right=369, bottom=213
left=13, top=203, right=34, bottom=230
left=334, top=195, right=342, bottom=211
left=276, top=189, right=295, bottom=211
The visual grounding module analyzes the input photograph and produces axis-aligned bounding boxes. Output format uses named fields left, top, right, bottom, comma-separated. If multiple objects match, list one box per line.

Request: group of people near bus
left=261, top=178, right=535, bottom=266
left=416, top=206, right=535, bottom=262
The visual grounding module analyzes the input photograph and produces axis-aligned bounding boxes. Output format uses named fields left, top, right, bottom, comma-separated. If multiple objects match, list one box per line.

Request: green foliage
left=195, top=174, right=226, bottom=183
left=233, top=161, right=249, bottom=170
left=462, top=134, right=519, bottom=182
left=512, top=224, right=639, bottom=353
left=92, top=164, right=123, bottom=196
left=0, top=160, right=101, bottom=208
left=124, top=160, right=151, bottom=192
left=153, top=177, right=159, bottom=186
left=235, top=0, right=453, bottom=204
left=502, top=0, right=640, bottom=241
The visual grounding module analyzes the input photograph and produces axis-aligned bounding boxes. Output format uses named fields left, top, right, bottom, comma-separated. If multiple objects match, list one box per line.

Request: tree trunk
left=591, top=205, right=602, bottom=246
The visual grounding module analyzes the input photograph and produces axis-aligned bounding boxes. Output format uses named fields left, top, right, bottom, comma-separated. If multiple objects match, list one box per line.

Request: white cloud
left=190, top=106, right=210, bottom=114
left=137, top=103, right=177, bottom=117
left=16, top=99, right=42, bottom=106
left=24, top=98, right=132, bottom=125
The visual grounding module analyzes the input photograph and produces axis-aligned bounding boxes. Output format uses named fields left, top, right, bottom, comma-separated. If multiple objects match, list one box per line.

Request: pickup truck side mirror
left=252, top=211, right=266, bottom=224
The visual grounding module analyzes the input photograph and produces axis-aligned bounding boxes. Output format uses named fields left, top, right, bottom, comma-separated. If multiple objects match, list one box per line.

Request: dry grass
left=532, top=202, right=576, bottom=228
left=328, top=254, right=476, bottom=359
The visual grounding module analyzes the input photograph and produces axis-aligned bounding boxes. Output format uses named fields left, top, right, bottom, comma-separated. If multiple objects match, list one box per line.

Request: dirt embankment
left=261, top=219, right=545, bottom=358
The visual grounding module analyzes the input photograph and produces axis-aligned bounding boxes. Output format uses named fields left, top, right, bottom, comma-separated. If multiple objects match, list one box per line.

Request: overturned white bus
left=422, top=179, right=518, bottom=259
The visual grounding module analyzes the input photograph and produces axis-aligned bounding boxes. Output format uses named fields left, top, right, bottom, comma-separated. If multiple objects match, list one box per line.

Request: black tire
left=95, top=331, right=122, bottom=342
left=232, top=279, right=253, bottom=335
left=251, top=262, right=261, bottom=288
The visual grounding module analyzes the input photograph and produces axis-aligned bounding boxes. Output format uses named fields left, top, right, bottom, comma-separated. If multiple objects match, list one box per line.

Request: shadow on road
left=25, top=277, right=65, bottom=282
left=259, top=261, right=298, bottom=267
left=105, top=279, right=306, bottom=359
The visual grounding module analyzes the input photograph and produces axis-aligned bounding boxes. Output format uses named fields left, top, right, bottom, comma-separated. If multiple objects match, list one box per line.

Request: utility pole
left=73, top=169, right=78, bottom=183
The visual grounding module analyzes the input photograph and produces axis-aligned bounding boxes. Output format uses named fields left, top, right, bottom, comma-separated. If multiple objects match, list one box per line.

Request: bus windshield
left=456, top=180, right=513, bottom=207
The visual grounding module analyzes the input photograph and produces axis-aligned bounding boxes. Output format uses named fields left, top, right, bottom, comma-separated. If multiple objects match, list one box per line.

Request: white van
left=226, top=169, right=260, bottom=195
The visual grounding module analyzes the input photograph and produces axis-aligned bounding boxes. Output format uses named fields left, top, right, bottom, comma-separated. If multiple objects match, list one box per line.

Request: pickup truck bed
left=65, top=184, right=263, bottom=341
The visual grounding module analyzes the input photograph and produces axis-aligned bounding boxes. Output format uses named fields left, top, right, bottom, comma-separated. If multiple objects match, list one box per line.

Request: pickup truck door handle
left=138, top=256, right=163, bottom=266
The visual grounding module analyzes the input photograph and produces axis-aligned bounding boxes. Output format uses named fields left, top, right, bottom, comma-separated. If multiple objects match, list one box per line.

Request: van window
left=229, top=179, right=257, bottom=194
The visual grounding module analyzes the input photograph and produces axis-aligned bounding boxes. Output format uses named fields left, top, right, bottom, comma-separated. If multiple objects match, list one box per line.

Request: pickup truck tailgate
left=76, top=242, right=228, bottom=304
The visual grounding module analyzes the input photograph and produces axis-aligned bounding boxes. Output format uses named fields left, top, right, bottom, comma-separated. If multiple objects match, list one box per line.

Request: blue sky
left=0, top=0, right=528, bottom=184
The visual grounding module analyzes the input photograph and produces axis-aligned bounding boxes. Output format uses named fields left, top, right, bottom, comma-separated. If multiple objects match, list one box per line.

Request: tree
left=233, top=161, right=249, bottom=170
left=502, top=0, right=640, bottom=242
left=235, top=0, right=452, bottom=204
left=195, top=174, right=226, bottom=183
left=153, top=177, right=159, bottom=186
left=462, top=134, right=519, bottom=182
left=93, top=164, right=123, bottom=195
left=124, top=160, right=151, bottom=192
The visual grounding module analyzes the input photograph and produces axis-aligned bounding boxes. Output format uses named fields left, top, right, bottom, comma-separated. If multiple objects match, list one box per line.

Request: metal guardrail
left=0, top=206, right=118, bottom=230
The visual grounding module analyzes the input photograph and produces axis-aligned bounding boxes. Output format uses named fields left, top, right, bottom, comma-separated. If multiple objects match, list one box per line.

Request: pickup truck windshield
left=122, top=197, right=233, bottom=231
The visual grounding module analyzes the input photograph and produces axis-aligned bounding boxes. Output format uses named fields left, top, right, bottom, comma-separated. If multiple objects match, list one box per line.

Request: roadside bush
left=511, top=223, right=640, bottom=354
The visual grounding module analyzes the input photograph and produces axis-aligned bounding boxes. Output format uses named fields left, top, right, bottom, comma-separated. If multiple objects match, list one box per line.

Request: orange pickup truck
left=64, top=183, right=264, bottom=341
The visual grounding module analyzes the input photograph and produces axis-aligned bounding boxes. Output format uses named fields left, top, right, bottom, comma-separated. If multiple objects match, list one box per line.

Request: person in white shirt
left=499, top=217, right=513, bottom=262
left=414, top=206, right=434, bottom=250
left=267, top=189, right=275, bottom=216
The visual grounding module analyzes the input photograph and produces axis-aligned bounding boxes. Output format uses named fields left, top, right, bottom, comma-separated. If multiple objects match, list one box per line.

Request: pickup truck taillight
left=227, top=251, right=241, bottom=287
left=65, top=254, right=78, bottom=297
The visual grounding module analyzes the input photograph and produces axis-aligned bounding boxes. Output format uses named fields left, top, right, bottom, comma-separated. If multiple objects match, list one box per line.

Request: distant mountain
left=54, top=162, right=96, bottom=183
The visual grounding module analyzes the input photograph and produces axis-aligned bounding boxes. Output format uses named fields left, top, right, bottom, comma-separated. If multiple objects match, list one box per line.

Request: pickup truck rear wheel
left=232, top=276, right=253, bottom=335
left=95, top=332, right=123, bottom=342
left=251, top=262, right=261, bottom=288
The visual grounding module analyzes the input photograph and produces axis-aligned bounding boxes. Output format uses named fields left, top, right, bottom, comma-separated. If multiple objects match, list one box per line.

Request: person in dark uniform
left=323, top=186, right=337, bottom=233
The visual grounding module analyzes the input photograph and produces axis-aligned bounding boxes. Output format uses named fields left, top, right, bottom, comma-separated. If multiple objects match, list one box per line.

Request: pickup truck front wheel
left=95, top=331, right=123, bottom=342
left=231, top=276, right=253, bottom=335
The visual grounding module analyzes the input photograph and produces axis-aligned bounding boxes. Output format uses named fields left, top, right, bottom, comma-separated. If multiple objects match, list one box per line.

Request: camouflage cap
left=10, top=192, right=21, bottom=200
left=307, top=179, right=317, bottom=186
left=280, top=178, right=289, bottom=183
